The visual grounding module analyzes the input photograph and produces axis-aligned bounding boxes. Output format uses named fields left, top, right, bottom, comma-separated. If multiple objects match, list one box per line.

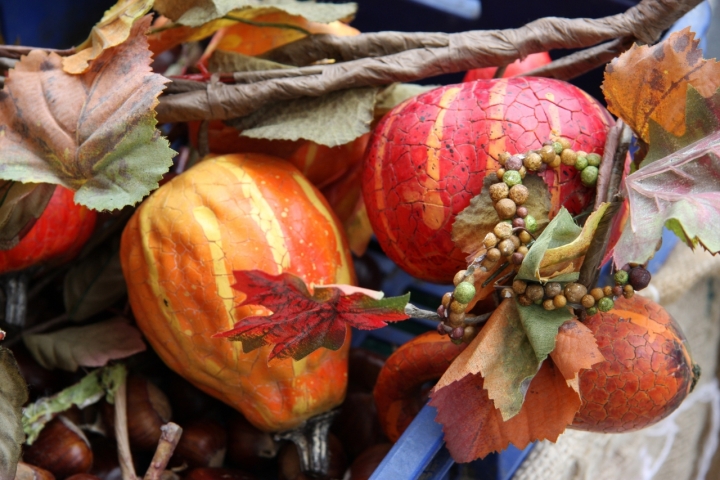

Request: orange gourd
left=120, top=153, right=356, bottom=432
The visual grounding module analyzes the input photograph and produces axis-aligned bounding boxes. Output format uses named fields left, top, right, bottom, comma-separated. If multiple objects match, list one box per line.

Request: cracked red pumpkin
left=362, top=77, right=613, bottom=283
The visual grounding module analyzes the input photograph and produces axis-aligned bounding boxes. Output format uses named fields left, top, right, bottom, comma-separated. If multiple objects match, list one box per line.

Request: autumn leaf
left=603, top=28, right=720, bottom=143
left=23, top=318, right=146, bottom=372
left=429, top=360, right=580, bottom=462
left=550, top=319, right=604, bottom=393
left=208, top=50, right=291, bottom=73
left=0, top=16, right=174, bottom=212
left=434, top=299, right=573, bottom=420
left=63, top=0, right=154, bottom=74
left=0, top=181, right=55, bottom=250
left=0, top=347, right=28, bottom=480
left=215, top=270, right=410, bottom=360
left=374, top=83, right=437, bottom=118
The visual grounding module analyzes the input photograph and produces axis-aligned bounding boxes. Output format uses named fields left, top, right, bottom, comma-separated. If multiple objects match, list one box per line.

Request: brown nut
left=23, top=416, right=93, bottom=479
left=173, top=420, right=228, bottom=468
left=489, top=182, right=509, bottom=202
left=495, top=198, right=517, bottom=220
left=14, top=463, right=55, bottom=480
left=564, top=283, right=588, bottom=304
left=508, top=185, right=529, bottom=205
left=525, top=284, right=544, bottom=302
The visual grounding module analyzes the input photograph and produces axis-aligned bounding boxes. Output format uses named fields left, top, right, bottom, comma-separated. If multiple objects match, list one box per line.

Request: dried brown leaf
left=0, top=347, right=28, bottom=480
left=208, top=50, right=291, bottom=73
left=550, top=319, right=604, bottom=392
left=0, top=182, right=55, bottom=250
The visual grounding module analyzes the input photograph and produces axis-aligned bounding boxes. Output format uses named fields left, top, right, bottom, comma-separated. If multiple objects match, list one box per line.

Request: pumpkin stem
left=275, top=409, right=339, bottom=477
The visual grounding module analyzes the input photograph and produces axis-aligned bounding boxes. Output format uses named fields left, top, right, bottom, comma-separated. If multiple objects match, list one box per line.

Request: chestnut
left=184, top=468, right=258, bottom=480
left=64, top=475, right=100, bottom=480
left=225, top=415, right=278, bottom=471
left=278, top=433, right=347, bottom=480
left=23, top=416, right=93, bottom=479
left=331, top=392, right=387, bottom=460
left=172, top=420, right=227, bottom=468
left=13, top=463, right=55, bottom=480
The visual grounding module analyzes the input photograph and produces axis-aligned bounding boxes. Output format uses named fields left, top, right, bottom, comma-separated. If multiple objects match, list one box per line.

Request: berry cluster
left=436, top=272, right=479, bottom=343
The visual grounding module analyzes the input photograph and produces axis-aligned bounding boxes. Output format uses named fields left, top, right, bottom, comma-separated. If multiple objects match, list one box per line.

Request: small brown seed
left=516, top=206, right=528, bottom=218
left=543, top=299, right=556, bottom=310
left=553, top=294, right=567, bottom=308
left=560, top=149, right=577, bottom=166
left=511, top=252, right=525, bottom=265
left=462, top=325, right=478, bottom=343
left=590, top=288, right=605, bottom=301
left=509, top=235, right=521, bottom=249
left=603, top=286, right=614, bottom=297
left=544, top=282, right=563, bottom=299
left=512, top=217, right=525, bottom=229
left=623, top=284, right=635, bottom=299
left=557, top=138, right=572, bottom=150
left=564, top=283, right=588, bottom=304
left=483, top=232, right=498, bottom=248
left=494, top=222, right=513, bottom=239
left=486, top=247, right=502, bottom=262
left=497, top=152, right=511, bottom=166
left=489, top=182, right=509, bottom=202
left=512, top=279, right=527, bottom=295
left=549, top=154, right=562, bottom=168
left=519, top=230, right=532, bottom=244
left=506, top=155, right=524, bottom=171
left=453, top=270, right=467, bottom=286
left=448, top=311, right=465, bottom=328
left=525, top=284, right=544, bottom=302
left=496, top=168, right=506, bottom=180
left=540, top=145, right=556, bottom=163
left=441, top=292, right=453, bottom=309
left=495, top=198, right=517, bottom=219
left=517, top=294, right=533, bottom=306
left=509, top=184, right=529, bottom=205
left=581, top=294, right=596, bottom=308
left=449, top=300, right=467, bottom=314
left=498, top=238, right=516, bottom=256
left=524, top=152, right=543, bottom=171
left=517, top=245, right=529, bottom=255
left=612, top=285, right=624, bottom=297
left=518, top=166, right=527, bottom=179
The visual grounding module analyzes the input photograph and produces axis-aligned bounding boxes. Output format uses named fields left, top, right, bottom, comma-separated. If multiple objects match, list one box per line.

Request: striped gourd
left=120, top=153, right=355, bottom=432
left=362, top=77, right=613, bottom=283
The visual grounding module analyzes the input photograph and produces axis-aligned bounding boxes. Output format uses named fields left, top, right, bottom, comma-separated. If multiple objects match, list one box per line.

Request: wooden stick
left=144, top=423, right=184, bottom=480
left=115, top=377, right=138, bottom=480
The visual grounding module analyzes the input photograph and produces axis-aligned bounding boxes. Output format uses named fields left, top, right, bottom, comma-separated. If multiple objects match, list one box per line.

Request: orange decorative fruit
left=573, top=295, right=697, bottom=433
left=120, top=153, right=355, bottom=432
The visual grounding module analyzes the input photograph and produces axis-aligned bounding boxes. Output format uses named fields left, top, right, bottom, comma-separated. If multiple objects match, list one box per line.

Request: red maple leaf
left=214, top=270, right=410, bottom=361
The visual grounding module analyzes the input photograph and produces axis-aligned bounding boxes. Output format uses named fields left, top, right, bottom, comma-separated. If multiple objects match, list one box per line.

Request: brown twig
left=115, top=377, right=138, bottom=480
left=595, top=121, right=624, bottom=208
left=0, top=45, right=75, bottom=59
left=144, top=423, right=184, bottom=480
left=155, top=0, right=701, bottom=123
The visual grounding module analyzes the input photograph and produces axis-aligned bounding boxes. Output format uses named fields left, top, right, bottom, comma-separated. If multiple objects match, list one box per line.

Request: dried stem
left=115, top=377, right=138, bottom=480
left=144, top=423, right=184, bottom=480
left=405, top=303, right=489, bottom=325
left=155, top=0, right=701, bottom=123
left=594, top=121, right=624, bottom=208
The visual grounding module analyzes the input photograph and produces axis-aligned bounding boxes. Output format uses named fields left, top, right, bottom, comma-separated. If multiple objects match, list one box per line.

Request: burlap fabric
left=511, top=246, right=720, bottom=480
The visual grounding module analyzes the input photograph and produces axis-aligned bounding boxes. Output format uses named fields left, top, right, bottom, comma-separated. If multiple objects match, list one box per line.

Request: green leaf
left=516, top=208, right=581, bottom=283
left=228, top=87, right=378, bottom=147
left=0, top=181, right=55, bottom=250
left=64, top=240, right=127, bottom=321
left=0, top=17, right=174, bottom=212
left=154, top=0, right=358, bottom=27
left=23, top=318, right=145, bottom=372
left=0, top=347, right=28, bottom=480
left=22, top=364, right=126, bottom=444
left=375, top=83, right=437, bottom=117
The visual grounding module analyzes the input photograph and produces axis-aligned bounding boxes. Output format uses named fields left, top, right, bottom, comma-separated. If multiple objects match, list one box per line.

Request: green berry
left=524, top=215, right=537, bottom=233
left=575, top=156, right=588, bottom=171
left=454, top=282, right=476, bottom=304
left=586, top=306, right=598, bottom=316
left=581, top=166, right=599, bottom=187
left=587, top=153, right=602, bottom=167
left=614, top=270, right=629, bottom=285
left=597, top=296, right=614, bottom=312
left=503, top=170, right=522, bottom=187
left=552, top=141, right=563, bottom=155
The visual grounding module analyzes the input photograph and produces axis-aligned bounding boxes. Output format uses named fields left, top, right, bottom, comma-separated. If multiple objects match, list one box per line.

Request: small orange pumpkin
left=120, top=153, right=356, bottom=432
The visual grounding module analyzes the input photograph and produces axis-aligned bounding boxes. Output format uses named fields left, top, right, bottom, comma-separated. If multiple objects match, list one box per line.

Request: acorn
left=103, top=376, right=172, bottom=451
left=184, top=468, right=258, bottom=480
left=226, top=414, right=279, bottom=471
left=278, top=433, right=347, bottom=480
left=13, top=463, right=55, bottom=480
left=172, top=420, right=227, bottom=468
left=23, top=416, right=93, bottom=479
left=346, top=444, right=393, bottom=480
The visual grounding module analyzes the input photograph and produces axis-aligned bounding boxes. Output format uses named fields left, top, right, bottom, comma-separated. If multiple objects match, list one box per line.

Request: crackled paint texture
left=572, top=295, right=694, bottom=433
left=362, top=77, right=613, bottom=283
left=120, top=153, right=355, bottom=432
left=0, top=186, right=96, bottom=274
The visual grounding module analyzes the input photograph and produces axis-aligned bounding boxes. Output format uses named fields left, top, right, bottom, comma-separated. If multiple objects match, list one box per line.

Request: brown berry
left=495, top=198, right=517, bottom=219
left=453, top=270, right=468, bottom=286
left=525, top=284, right=544, bottom=302
left=441, top=292, right=452, bottom=309
left=544, top=282, right=562, bottom=299
left=448, top=311, right=465, bottom=328
left=449, top=300, right=467, bottom=314
left=511, top=252, right=525, bottom=265
left=517, top=245, right=529, bottom=255
left=498, top=239, right=516, bottom=256
left=603, top=286, right=614, bottom=297
left=517, top=295, right=533, bottom=306
left=512, top=218, right=525, bottom=229
left=543, top=299, right=556, bottom=310
left=486, top=248, right=502, bottom=262
left=512, top=279, right=527, bottom=295
left=564, top=283, right=588, bottom=304
left=509, top=235, right=521, bottom=249
left=483, top=232, right=498, bottom=248
left=489, top=182, right=509, bottom=202
left=500, top=287, right=515, bottom=299
left=629, top=266, right=652, bottom=291
left=497, top=152, right=511, bottom=166
left=557, top=137, right=572, bottom=150
left=496, top=168, right=506, bottom=180
left=462, top=325, right=478, bottom=343
left=506, top=155, right=524, bottom=171
left=560, top=149, right=577, bottom=166
left=612, top=285, right=624, bottom=297
left=518, top=166, right=527, bottom=179
left=494, top=222, right=513, bottom=239
left=540, top=145, right=555, bottom=163
left=519, top=230, right=532, bottom=244
left=516, top=206, right=528, bottom=218
left=524, top=152, right=543, bottom=171
left=553, top=294, right=567, bottom=308
left=549, top=154, right=562, bottom=168
left=623, top=284, right=635, bottom=299
left=508, top=184, right=529, bottom=205
left=581, top=294, right=596, bottom=308
left=590, top=288, right=605, bottom=301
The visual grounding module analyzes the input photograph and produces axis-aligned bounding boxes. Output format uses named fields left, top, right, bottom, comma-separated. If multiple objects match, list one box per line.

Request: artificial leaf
left=23, top=364, right=126, bottom=444
left=452, top=174, right=551, bottom=255
left=516, top=208, right=581, bottom=283
left=0, top=16, right=174, bottom=211
left=64, top=241, right=127, bottom=321
left=215, top=269, right=409, bottom=361
left=229, top=87, right=378, bottom=147
left=550, top=319, right=604, bottom=393
left=375, top=83, right=437, bottom=117
left=434, top=299, right=573, bottom=420
left=613, top=128, right=720, bottom=267
left=208, top=49, right=291, bottom=73
left=0, top=347, right=28, bottom=480
left=23, top=318, right=145, bottom=372
left=429, top=359, right=581, bottom=462
left=63, top=0, right=154, bottom=74
left=536, top=202, right=611, bottom=281
left=603, top=28, right=720, bottom=143
left=154, top=0, right=357, bottom=27
left=0, top=181, right=55, bottom=250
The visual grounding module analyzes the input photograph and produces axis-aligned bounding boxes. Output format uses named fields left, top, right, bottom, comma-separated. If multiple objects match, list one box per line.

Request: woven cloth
left=512, top=246, right=720, bottom=480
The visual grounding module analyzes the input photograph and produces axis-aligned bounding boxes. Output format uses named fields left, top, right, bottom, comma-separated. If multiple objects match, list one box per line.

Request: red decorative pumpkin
left=362, top=77, right=613, bottom=283
left=463, top=52, right=552, bottom=82
left=0, top=186, right=96, bottom=274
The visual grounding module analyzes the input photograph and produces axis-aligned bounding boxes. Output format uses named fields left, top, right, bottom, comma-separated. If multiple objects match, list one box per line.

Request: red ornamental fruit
left=362, top=77, right=613, bottom=282
left=463, top=52, right=552, bottom=82
left=0, top=186, right=96, bottom=274
left=573, top=295, right=696, bottom=433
